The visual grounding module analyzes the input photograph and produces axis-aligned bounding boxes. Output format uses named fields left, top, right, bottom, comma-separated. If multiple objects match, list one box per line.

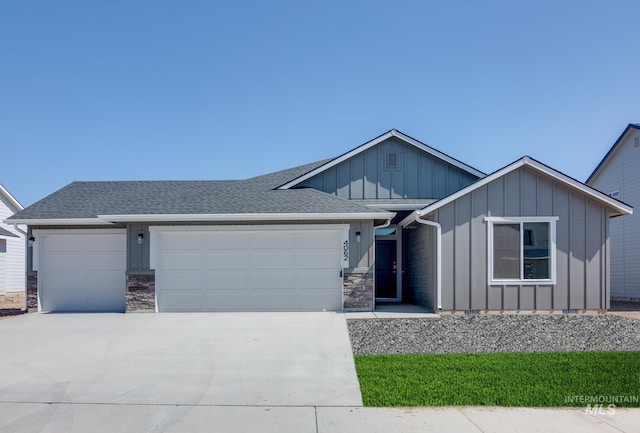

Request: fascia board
left=3, top=218, right=112, bottom=225
left=0, top=184, right=24, bottom=211
left=277, top=130, right=485, bottom=189
left=97, top=212, right=395, bottom=222
left=586, top=124, right=640, bottom=184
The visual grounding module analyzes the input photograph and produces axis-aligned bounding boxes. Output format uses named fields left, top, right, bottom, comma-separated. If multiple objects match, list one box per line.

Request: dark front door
left=375, top=239, right=397, bottom=299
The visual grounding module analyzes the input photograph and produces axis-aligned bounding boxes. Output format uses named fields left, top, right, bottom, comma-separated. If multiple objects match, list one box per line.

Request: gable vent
left=387, top=153, right=398, bottom=169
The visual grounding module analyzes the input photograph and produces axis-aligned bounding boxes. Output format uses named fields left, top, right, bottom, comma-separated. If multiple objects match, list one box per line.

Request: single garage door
left=152, top=226, right=346, bottom=312
left=35, top=230, right=126, bottom=312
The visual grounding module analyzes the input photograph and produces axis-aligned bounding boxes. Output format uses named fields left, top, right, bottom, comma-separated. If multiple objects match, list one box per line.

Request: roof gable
left=277, top=129, right=485, bottom=190
left=586, top=123, right=640, bottom=184
left=402, top=156, right=632, bottom=224
left=0, top=184, right=23, bottom=213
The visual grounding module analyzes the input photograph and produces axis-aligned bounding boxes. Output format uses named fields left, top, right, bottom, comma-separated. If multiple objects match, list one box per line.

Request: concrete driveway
left=0, top=312, right=362, bottom=408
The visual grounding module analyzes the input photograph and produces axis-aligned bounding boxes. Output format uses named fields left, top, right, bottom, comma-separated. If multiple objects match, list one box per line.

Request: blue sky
left=1, top=1, right=638, bottom=207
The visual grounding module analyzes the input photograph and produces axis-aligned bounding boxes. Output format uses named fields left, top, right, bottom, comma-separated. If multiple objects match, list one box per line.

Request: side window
left=486, top=217, right=557, bottom=284
left=0, top=239, right=6, bottom=253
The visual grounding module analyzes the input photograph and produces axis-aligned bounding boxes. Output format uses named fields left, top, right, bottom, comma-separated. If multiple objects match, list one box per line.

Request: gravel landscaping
left=347, top=314, right=640, bottom=355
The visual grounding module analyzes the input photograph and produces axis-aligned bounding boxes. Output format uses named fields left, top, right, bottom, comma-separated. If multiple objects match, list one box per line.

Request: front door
left=375, top=226, right=401, bottom=301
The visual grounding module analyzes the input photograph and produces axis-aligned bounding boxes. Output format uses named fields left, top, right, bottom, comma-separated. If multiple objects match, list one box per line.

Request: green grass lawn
left=354, top=352, right=640, bottom=407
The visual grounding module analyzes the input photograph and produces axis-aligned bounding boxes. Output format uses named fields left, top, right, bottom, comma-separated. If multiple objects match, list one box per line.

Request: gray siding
left=404, top=225, right=435, bottom=310
left=436, top=166, right=610, bottom=311
left=298, top=137, right=479, bottom=200
left=124, top=220, right=375, bottom=273
left=588, top=128, right=640, bottom=300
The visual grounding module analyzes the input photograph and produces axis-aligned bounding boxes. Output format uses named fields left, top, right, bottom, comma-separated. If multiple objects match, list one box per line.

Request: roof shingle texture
left=9, top=160, right=385, bottom=220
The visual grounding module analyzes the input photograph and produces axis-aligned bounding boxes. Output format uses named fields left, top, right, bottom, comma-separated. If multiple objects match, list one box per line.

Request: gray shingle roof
left=8, top=160, right=385, bottom=221
left=0, top=227, right=19, bottom=237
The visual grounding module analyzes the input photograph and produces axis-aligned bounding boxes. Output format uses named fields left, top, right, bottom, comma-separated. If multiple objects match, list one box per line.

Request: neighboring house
left=587, top=123, right=640, bottom=301
left=5, top=130, right=632, bottom=313
left=0, top=184, right=25, bottom=296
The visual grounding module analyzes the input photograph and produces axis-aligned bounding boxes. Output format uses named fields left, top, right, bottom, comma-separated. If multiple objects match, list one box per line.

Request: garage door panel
left=296, top=290, right=342, bottom=311
left=205, top=232, right=251, bottom=249
left=252, top=233, right=295, bottom=249
left=250, top=291, right=295, bottom=311
left=251, top=271, right=295, bottom=290
left=43, top=236, right=86, bottom=252
left=296, top=270, right=340, bottom=289
left=158, top=290, right=202, bottom=312
left=161, top=233, right=201, bottom=250
left=202, top=290, right=248, bottom=311
left=159, top=252, right=202, bottom=270
left=42, top=270, right=87, bottom=290
left=42, top=290, right=87, bottom=311
left=155, top=228, right=344, bottom=312
left=90, top=271, right=125, bottom=291
left=86, top=290, right=126, bottom=311
left=87, top=253, right=125, bottom=271
left=38, top=231, right=126, bottom=312
left=87, top=235, right=125, bottom=252
left=297, top=231, right=340, bottom=248
left=160, top=271, right=201, bottom=290
left=296, top=251, right=339, bottom=269
left=205, top=252, right=249, bottom=269
left=252, top=251, right=295, bottom=269
left=42, top=253, right=87, bottom=271
left=204, top=271, right=249, bottom=289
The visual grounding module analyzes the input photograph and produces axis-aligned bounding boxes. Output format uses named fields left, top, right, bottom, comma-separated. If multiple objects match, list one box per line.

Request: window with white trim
left=486, top=217, right=557, bottom=284
left=0, top=239, right=6, bottom=253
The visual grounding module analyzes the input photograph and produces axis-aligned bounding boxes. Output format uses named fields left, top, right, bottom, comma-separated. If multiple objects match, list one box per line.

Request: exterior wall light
left=355, top=231, right=361, bottom=243
left=28, top=236, right=35, bottom=247
left=137, top=233, right=144, bottom=245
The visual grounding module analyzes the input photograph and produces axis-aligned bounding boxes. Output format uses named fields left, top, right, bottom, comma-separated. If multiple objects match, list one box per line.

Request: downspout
left=12, top=224, right=27, bottom=236
left=414, top=213, right=442, bottom=310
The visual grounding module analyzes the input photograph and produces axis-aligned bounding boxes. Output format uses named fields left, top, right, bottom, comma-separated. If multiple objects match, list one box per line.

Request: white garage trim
left=33, top=229, right=126, bottom=312
left=150, top=225, right=349, bottom=312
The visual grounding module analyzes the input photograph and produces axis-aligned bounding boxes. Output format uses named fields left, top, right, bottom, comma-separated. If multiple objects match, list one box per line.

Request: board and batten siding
left=297, top=137, right=479, bottom=200
left=435, top=165, right=610, bottom=311
left=587, top=128, right=640, bottom=300
left=0, top=196, right=25, bottom=294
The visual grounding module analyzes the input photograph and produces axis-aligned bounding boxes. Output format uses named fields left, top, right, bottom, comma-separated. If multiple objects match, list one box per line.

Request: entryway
left=375, top=225, right=402, bottom=301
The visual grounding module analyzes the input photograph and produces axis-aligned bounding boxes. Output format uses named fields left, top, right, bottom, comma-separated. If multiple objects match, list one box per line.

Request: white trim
left=417, top=157, right=633, bottom=218
left=0, top=184, right=23, bottom=212
left=99, top=212, right=392, bottom=222
left=5, top=218, right=112, bottom=225
left=485, top=217, right=557, bottom=285
left=365, top=203, right=435, bottom=210
left=277, top=129, right=485, bottom=189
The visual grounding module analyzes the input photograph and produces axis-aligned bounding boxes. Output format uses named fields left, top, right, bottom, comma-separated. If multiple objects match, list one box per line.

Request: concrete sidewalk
left=0, top=403, right=637, bottom=432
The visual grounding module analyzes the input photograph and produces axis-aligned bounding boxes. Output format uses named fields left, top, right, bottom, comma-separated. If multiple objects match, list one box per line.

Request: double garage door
left=152, top=227, right=344, bottom=312
left=36, top=226, right=345, bottom=312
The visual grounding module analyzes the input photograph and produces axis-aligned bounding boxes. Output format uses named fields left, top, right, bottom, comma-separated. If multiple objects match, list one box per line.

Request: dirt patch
left=0, top=292, right=26, bottom=318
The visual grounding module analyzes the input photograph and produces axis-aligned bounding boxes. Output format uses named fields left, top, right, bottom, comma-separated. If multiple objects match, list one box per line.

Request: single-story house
left=5, top=130, right=632, bottom=313
left=586, top=123, right=640, bottom=301
left=0, top=184, right=25, bottom=296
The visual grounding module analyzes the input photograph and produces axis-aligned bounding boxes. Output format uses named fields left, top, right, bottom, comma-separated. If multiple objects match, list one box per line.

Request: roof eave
left=0, top=184, right=24, bottom=212
left=97, top=212, right=395, bottom=223
left=4, top=218, right=113, bottom=226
